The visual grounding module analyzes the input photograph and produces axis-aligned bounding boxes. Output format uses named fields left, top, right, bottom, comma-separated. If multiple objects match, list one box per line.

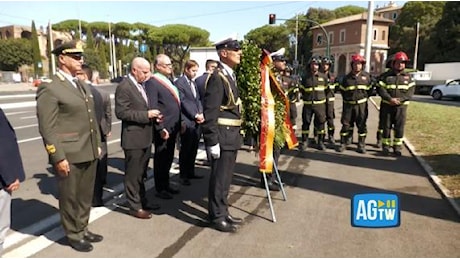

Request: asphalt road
left=1, top=89, right=459, bottom=257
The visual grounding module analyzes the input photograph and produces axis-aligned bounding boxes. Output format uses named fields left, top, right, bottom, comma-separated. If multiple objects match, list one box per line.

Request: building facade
left=311, top=12, right=394, bottom=76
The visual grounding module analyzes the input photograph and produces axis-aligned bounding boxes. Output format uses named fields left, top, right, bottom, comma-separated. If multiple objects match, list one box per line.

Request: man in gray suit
left=36, top=40, right=102, bottom=252
left=77, top=64, right=112, bottom=207
left=115, top=57, right=162, bottom=219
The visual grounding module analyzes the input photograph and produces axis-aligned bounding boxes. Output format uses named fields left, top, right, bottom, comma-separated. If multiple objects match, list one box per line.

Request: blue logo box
left=351, top=193, right=400, bottom=228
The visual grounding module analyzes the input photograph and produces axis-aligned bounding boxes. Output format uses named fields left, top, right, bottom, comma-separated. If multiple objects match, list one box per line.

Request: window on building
left=340, top=29, right=346, bottom=43
left=373, top=29, right=377, bottom=41
left=392, top=12, right=397, bottom=20
left=0, top=32, right=2, bottom=39
left=6, top=30, right=11, bottom=39
left=328, top=31, right=334, bottom=45
left=316, top=33, right=323, bottom=46
left=382, top=30, right=386, bottom=41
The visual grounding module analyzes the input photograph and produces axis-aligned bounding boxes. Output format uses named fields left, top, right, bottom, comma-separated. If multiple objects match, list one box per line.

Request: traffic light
left=269, top=14, right=276, bottom=24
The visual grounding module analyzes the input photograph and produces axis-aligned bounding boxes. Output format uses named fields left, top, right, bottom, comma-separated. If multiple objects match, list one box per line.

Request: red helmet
left=393, top=51, right=410, bottom=62
left=351, top=54, right=366, bottom=64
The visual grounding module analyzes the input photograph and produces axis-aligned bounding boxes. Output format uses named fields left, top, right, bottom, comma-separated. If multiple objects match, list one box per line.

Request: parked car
left=430, top=79, right=460, bottom=100
left=32, top=77, right=52, bottom=87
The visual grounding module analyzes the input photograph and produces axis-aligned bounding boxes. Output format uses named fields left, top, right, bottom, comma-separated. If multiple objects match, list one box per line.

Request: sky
left=0, top=0, right=407, bottom=42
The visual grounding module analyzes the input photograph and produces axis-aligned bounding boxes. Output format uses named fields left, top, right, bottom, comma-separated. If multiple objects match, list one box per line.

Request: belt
left=217, top=118, right=242, bottom=126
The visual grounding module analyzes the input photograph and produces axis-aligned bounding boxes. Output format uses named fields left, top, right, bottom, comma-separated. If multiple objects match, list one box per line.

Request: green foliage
left=31, top=20, right=42, bottom=77
left=245, top=25, right=290, bottom=55
left=0, top=39, right=33, bottom=71
left=334, top=5, right=366, bottom=18
left=97, top=42, right=108, bottom=79
left=235, top=42, right=261, bottom=141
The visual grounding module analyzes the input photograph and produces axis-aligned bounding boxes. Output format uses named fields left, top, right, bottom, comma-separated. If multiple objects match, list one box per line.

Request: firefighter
left=376, top=51, right=415, bottom=156
left=281, top=65, right=299, bottom=128
left=299, top=55, right=329, bottom=151
left=336, top=54, right=373, bottom=154
left=376, top=54, right=395, bottom=148
left=320, top=56, right=336, bottom=145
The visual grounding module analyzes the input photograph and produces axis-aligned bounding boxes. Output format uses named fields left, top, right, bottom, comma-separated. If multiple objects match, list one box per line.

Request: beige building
left=375, top=1, right=403, bottom=21
left=311, top=12, right=394, bottom=76
left=0, top=24, right=72, bottom=77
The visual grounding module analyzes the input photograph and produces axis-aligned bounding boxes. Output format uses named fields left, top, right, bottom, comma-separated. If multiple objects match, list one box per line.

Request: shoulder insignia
left=46, top=144, right=56, bottom=154
left=56, top=72, right=65, bottom=81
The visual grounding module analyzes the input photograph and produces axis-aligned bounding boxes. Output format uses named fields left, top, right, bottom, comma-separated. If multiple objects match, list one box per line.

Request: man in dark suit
left=0, top=108, right=26, bottom=257
left=77, top=64, right=112, bottom=207
left=195, top=59, right=218, bottom=165
left=202, top=35, right=244, bottom=233
left=174, top=60, right=205, bottom=186
left=36, top=40, right=102, bottom=252
left=115, top=57, right=162, bottom=220
left=145, top=54, right=183, bottom=200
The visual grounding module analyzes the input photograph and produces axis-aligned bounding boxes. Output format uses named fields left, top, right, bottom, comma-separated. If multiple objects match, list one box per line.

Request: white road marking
left=14, top=124, right=38, bottom=130
left=5, top=111, right=33, bottom=116
left=17, top=136, right=42, bottom=144
left=0, top=101, right=36, bottom=110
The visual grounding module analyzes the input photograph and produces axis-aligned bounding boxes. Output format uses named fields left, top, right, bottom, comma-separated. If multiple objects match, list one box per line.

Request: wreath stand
left=261, top=157, right=287, bottom=223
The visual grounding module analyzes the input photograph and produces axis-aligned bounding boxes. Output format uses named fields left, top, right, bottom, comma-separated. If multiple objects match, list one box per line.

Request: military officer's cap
left=214, top=34, right=241, bottom=51
left=51, top=40, right=84, bottom=56
left=270, top=47, right=287, bottom=62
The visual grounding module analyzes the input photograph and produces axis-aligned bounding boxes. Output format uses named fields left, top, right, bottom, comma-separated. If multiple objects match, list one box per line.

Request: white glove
left=208, top=143, right=220, bottom=159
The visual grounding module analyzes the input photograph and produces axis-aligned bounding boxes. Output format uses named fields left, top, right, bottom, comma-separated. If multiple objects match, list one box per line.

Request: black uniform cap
left=214, top=35, right=241, bottom=51
left=51, top=40, right=84, bottom=55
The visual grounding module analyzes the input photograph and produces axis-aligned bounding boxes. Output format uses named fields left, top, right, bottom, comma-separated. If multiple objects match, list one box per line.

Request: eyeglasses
left=160, top=63, right=173, bottom=67
left=65, top=54, right=84, bottom=61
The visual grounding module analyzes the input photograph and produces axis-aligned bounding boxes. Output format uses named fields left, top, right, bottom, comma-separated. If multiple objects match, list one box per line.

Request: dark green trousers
left=57, top=160, right=97, bottom=241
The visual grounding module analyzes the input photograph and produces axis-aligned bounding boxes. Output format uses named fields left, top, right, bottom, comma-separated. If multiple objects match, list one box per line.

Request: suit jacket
left=195, top=72, right=211, bottom=103
left=36, top=72, right=101, bottom=164
left=145, top=74, right=182, bottom=135
left=202, top=63, right=242, bottom=151
left=174, top=75, right=203, bottom=128
left=0, top=108, right=26, bottom=190
left=89, top=84, right=112, bottom=142
left=115, top=76, right=152, bottom=150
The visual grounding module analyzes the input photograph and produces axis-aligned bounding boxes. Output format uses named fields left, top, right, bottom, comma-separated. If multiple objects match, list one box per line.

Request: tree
left=0, top=39, right=33, bottom=71
left=245, top=25, right=290, bottom=55
left=389, top=1, right=445, bottom=68
left=31, top=20, right=43, bottom=77
left=429, top=1, right=460, bottom=62
left=148, top=24, right=209, bottom=75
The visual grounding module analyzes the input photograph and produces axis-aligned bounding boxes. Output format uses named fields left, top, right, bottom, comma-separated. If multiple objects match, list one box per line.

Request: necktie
left=190, top=80, right=197, bottom=98
left=139, top=83, right=148, bottom=104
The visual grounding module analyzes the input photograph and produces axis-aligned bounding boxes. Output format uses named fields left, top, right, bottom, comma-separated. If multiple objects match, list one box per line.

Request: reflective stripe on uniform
left=217, top=118, right=242, bottom=126
left=344, top=98, right=368, bottom=104
left=303, top=99, right=326, bottom=105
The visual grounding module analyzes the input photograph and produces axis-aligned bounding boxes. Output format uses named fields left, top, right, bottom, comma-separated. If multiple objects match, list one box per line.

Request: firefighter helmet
left=351, top=54, right=366, bottom=64
left=322, top=56, right=333, bottom=64
left=393, top=51, right=410, bottom=62
left=308, top=55, right=321, bottom=64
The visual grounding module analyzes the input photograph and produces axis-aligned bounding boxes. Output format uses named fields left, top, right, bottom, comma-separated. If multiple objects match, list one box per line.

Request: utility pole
left=364, top=0, right=374, bottom=73
left=108, top=21, right=114, bottom=79
left=48, top=21, right=56, bottom=75
left=414, top=21, right=420, bottom=70
left=295, top=14, right=298, bottom=64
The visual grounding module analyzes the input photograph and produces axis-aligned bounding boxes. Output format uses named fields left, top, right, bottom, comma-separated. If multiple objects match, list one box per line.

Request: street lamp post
left=269, top=14, right=330, bottom=64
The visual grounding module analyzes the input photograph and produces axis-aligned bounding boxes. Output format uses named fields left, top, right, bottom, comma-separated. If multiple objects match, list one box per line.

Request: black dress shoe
left=226, top=215, right=243, bottom=224
left=189, top=174, right=204, bottom=179
left=156, top=190, right=173, bottom=200
left=92, top=201, right=104, bottom=207
left=143, top=203, right=161, bottom=211
left=212, top=219, right=237, bottom=233
left=166, top=186, right=180, bottom=194
left=130, top=209, right=152, bottom=219
left=68, top=239, right=93, bottom=252
left=179, top=178, right=191, bottom=186
left=84, top=231, right=103, bottom=243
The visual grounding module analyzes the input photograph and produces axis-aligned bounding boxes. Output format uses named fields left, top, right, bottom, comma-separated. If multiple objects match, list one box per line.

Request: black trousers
left=57, top=160, right=97, bottom=241
left=381, top=103, right=407, bottom=141
left=301, top=103, right=326, bottom=136
left=123, top=147, right=150, bottom=211
left=208, top=149, right=237, bottom=222
left=289, top=102, right=297, bottom=126
left=153, top=131, right=177, bottom=192
left=340, top=103, right=368, bottom=137
left=179, top=125, right=201, bottom=179
left=326, top=100, right=335, bottom=133
left=93, top=141, right=108, bottom=205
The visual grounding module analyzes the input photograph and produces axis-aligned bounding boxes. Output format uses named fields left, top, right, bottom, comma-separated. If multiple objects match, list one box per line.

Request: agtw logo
left=351, top=193, right=400, bottom=228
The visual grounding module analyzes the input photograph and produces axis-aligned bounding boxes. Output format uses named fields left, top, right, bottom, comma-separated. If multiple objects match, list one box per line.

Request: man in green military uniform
left=36, top=40, right=102, bottom=252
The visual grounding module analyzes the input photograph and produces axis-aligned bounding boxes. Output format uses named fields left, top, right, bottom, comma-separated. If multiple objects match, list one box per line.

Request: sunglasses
left=65, top=54, right=84, bottom=61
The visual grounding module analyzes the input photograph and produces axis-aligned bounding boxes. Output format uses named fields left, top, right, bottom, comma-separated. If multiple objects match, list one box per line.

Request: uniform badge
left=361, top=76, right=367, bottom=80
left=46, top=144, right=56, bottom=154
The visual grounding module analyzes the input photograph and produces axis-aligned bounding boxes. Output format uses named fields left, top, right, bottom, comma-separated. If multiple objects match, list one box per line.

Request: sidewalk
left=0, top=82, right=37, bottom=93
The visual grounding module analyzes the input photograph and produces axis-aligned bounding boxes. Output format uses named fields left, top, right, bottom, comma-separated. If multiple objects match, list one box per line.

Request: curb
left=368, top=97, right=460, bottom=217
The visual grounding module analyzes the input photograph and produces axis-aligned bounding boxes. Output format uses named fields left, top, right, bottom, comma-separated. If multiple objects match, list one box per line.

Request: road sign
left=140, top=44, right=147, bottom=53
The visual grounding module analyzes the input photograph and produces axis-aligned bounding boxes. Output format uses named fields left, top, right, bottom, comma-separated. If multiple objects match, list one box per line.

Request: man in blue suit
left=175, top=60, right=205, bottom=186
left=0, top=108, right=26, bottom=256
